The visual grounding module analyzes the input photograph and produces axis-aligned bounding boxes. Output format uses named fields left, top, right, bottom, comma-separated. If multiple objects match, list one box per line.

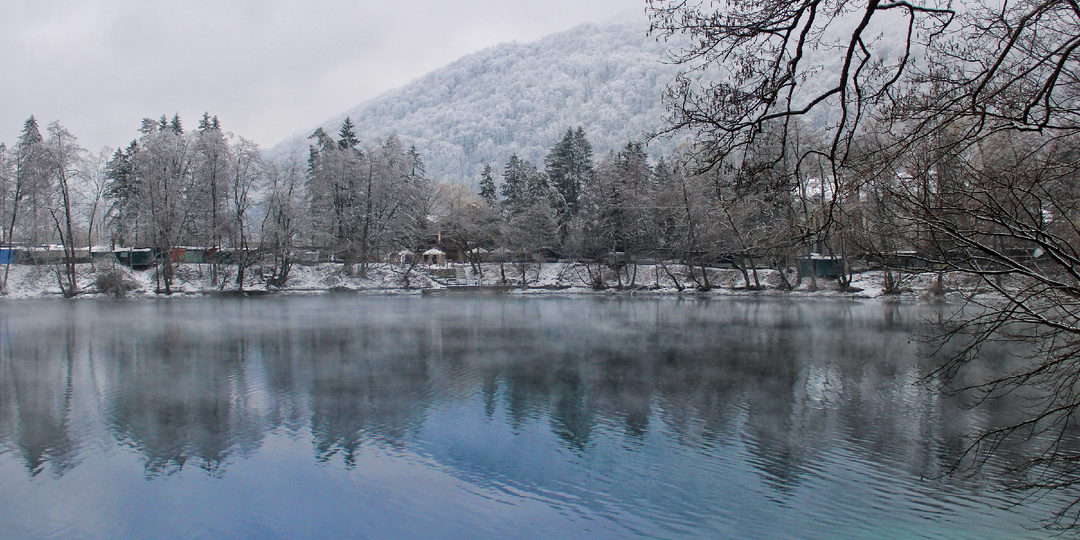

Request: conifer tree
left=545, top=126, right=593, bottom=220
left=478, top=164, right=498, bottom=209
left=3, top=116, right=46, bottom=291
left=104, top=141, right=140, bottom=245
left=139, top=118, right=157, bottom=135
left=500, top=154, right=528, bottom=214
left=338, top=118, right=360, bottom=150
left=406, top=145, right=425, bottom=181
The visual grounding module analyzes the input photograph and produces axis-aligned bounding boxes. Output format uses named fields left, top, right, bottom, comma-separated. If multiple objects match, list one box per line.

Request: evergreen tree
left=524, top=166, right=557, bottom=207
left=13, top=116, right=50, bottom=244
left=18, top=116, right=43, bottom=147
left=500, top=154, right=528, bottom=214
left=170, top=113, right=183, bottom=134
left=104, top=141, right=140, bottom=245
left=502, top=154, right=560, bottom=219
left=616, top=141, right=647, bottom=171
left=4, top=116, right=47, bottom=290
left=338, top=117, right=360, bottom=150
left=478, top=164, right=498, bottom=208
left=139, top=118, right=158, bottom=135
left=407, top=145, right=426, bottom=181
left=545, top=126, right=593, bottom=220
left=306, top=127, right=335, bottom=171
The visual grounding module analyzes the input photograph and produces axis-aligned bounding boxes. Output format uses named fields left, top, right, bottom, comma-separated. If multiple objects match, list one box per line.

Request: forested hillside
left=271, top=22, right=682, bottom=186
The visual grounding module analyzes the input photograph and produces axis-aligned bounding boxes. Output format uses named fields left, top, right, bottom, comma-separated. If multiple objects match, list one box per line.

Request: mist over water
left=0, top=296, right=1066, bottom=538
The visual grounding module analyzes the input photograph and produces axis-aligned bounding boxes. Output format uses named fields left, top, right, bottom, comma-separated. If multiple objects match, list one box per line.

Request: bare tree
left=191, top=115, right=230, bottom=285
left=649, top=0, right=1080, bottom=528
left=227, top=137, right=263, bottom=291
left=45, top=122, right=84, bottom=297
left=506, top=200, right=559, bottom=288
left=132, top=118, right=196, bottom=294
left=435, top=183, right=502, bottom=275
left=82, top=147, right=112, bottom=270
left=260, top=158, right=305, bottom=288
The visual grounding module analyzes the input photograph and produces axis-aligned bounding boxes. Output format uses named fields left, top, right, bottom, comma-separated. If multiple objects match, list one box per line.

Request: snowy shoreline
left=0, top=261, right=996, bottom=303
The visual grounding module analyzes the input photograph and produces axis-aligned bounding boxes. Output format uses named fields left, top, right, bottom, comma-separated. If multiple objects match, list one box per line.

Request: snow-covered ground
left=0, top=260, right=1006, bottom=301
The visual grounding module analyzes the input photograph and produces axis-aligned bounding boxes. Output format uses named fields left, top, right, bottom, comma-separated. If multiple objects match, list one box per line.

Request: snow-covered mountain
left=270, top=22, right=682, bottom=187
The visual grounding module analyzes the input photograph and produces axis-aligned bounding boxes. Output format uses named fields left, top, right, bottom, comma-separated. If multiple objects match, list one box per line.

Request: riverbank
left=0, top=260, right=1006, bottom=302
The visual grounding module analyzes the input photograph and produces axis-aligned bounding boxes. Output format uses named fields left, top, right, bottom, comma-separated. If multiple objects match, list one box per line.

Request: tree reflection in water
left=0, top=296, right=1070, bottom=537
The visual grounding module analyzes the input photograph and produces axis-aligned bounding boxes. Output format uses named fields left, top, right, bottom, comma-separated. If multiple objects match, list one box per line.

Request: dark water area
left=0, top=296, right=1069, bottom=538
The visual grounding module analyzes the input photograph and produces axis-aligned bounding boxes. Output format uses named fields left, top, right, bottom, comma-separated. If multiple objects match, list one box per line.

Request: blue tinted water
left=0, top=296, right=1069, bottom=538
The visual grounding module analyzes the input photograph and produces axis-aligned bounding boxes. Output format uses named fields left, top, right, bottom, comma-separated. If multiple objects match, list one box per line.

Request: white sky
left=2, top=0, right=646, bottom=153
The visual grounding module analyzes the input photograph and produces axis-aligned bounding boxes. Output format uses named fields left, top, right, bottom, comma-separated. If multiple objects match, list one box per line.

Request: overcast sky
left=3, top=0, right=646, bottom=153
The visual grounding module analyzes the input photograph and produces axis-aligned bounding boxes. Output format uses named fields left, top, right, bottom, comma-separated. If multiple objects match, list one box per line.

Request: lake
left=0, top=295, right=1069, bottom=538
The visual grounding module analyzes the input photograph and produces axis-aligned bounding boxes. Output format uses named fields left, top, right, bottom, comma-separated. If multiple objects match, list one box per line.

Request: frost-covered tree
left=1, top=116, right=54, bottom=291
left=81, top=146, right=112, bottom=261
left=191, top=113, right=231, bottom=283
left=436, top=182, right=501, bottom=274
left=0, top=141, right=14, bottom=292
left=44, top=122, right=85, bottom=297
left=104, top=141, right=140, bottom=246
left=131, top=116, right=197, bottom=293
left=478, top=164, right=498, bottom=209
left=338, top=117, right=360, bottom=150
left=11, top=117, right=52, bottom=249
left=500, top=154, right=529, bottom=214
left=306, top=126, right=433, bottom=274
left=505, top=198, right=559, bottom=286
left=227, top=137, right=263, bottom=290
left=569, top=142, right=653, bottom=287
left=260, top=157, right=305, bottom=287
left=499, top=153, right=562, bottom=258
left=545, top=127, right=593, bottom=221
left=648, top=159, right=718, bottom=290
left=306, top=121, right=362, bottom=265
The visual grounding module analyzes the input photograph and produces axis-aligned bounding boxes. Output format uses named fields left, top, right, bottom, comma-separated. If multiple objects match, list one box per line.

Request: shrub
left=95, top=269, right=138, bottom=298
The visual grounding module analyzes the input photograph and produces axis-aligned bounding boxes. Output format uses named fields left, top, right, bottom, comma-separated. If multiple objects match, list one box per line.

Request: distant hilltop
left=270, top=21, right=684, bottom=187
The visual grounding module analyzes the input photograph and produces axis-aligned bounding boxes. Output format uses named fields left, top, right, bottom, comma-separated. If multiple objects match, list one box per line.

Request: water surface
left=0, top=296, right=1068, bottom=538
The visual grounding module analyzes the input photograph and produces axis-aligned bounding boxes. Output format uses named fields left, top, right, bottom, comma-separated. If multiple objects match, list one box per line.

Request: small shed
left=115, top=248, right=156, bottom=269
left=172, top=247, right=207, bottom=263
left=798, top=256, right=846, bottom=278
left=0, top=246, right=26, bottom=264
left=394, top=250, right=415, bottom=264
left=423, top=248, right=447, bottom=266
left=468, top=247, right=489, bottom=261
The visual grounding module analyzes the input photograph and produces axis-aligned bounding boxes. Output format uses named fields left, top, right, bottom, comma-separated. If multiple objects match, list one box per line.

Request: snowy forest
left=271, top=21, right=681, bottom=187
left=5, top=98, right=1066, bottom=299
left=3, top=0, right=1080, bottom=535
left=0, top=1, right=1077, bottom=305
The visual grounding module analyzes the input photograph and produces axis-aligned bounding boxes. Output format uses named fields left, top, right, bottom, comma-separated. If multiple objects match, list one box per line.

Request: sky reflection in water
left=0, top=296, right=1066, bottom=539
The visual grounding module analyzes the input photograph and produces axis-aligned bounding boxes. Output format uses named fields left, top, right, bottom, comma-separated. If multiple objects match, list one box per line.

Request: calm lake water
left=0, top=295, right=1070, bottom=539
